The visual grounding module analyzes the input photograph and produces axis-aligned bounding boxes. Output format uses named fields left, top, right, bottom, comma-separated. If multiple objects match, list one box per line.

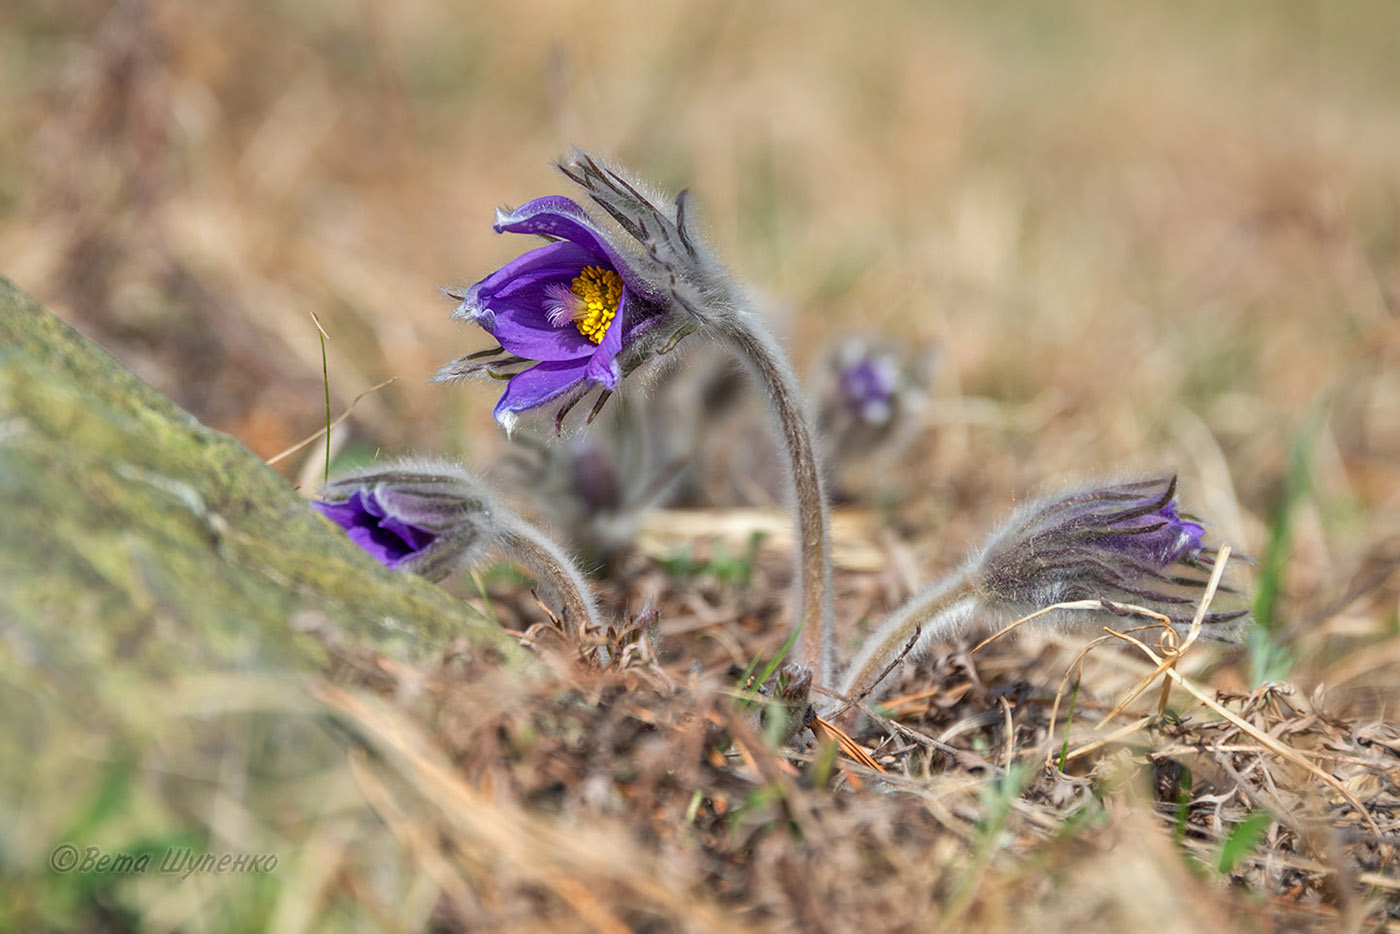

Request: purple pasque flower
left=976, top=475, right=1245, bottom=631
left=441, top=197, right=662, bottom=427
left=437, top=153, right=739, bottom=435
left=837, top=349, right=900, bottom=426
left=835, top=474, right=1246, bottom=705
left=436, top=193, right=683, bottom=433
left=439, top=152, right=840, bottom=682
left=815, top=335, right=933, bottom=502
left=314, top=489, right=438, bottom=569
left=313, top=458, right=605, bottom=632
left=312, top=459, right=498, bottom=582
left=817, top=335, right=931, bottom=440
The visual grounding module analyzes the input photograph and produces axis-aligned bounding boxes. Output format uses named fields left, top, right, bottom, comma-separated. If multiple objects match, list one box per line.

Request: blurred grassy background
left=4, top=0, right=1397, bottom=682
left=4, top=1, right=1400, bottom=928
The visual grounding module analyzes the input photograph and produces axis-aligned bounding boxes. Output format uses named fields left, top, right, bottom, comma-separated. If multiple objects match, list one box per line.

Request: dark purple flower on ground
left=313, top=490, right=437, bottom=569
left=312, top=459, right=498, bottom=581
left=313, top=458, right=604, bottom=631
left=976, top=475, right=1245, bottom=630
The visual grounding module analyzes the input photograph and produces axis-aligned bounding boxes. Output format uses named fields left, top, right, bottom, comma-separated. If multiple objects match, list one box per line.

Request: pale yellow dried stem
left=968, top=598, right=1124, bottom=656
left=1059, top=715, right=1155, bottom=765
left=268, top=377, right=397, bottom=467
left=1104, top=628, right=1385, bottom=841
left=997, top=695, right=1016, bottom=770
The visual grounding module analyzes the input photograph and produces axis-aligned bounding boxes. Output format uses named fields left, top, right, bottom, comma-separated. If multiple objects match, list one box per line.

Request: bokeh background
left=5, top=1, right=1400, bottom=929
left=5, top=0, right=1398, bottom=686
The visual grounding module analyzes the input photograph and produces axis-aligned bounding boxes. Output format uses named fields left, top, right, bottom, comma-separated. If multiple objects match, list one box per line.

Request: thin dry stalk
left=1105, top=629, right=1387, bottom=843
left=269, top=377, right=397, bottom=467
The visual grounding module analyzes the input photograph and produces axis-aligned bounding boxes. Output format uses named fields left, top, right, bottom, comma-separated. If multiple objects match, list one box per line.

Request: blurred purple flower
left=313, top=489, right=438, bottom=570
left=836, top=352, right=900, bottom=426
left=436, top=195, right=672, bottom=432
left=814, top=335, right=934, bottom=504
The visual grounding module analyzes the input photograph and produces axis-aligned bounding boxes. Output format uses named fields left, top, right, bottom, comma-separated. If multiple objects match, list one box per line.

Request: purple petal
left=583, top=290, right=626, bottom=389
left=1091, top=501, right=1206, bottom=568
left=487, top=297, right=597, bottom=361
left=379, top=514, right=439, bottom=554
left=456, top=240, right=602, bottom=320
left=464, top=238, right=596, bottom=299
left=313, top=494, right=369, bottom=529
left=494, top=196, right=659, bottom=302
left=345, top=524, right=415, bottom=567
left=1163, top=517, right=1205, bottom=564
left=492, top=358, right=590, bottom=421
left=359, top=489, right=389, bottom=518
left=313, top=489, right=435, bottom=569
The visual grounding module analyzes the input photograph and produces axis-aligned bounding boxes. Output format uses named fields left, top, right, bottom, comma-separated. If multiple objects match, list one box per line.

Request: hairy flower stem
left=836, top=571, right=979, bottom=710
left=497, top=518, right=603, bottom=642
left=720, top=317, right=834, bottom=687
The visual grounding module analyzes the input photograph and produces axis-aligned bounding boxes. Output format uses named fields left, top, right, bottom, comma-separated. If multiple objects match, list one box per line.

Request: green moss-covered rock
left=0, top=276, right=521, bottom=931
left=0, top=275, right=517, bottom=665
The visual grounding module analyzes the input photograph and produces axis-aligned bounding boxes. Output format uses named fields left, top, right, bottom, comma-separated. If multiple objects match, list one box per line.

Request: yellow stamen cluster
left=568, top=265, right=623, bottom=344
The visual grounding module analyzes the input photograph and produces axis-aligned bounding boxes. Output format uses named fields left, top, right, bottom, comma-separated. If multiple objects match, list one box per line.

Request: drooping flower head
left=975, top=475, right=1245, bottom=632
left=314, top=488, right=439, bottom=569
left=312, top=459, right=498, bottom=581
left=436, top=154, right=735, bottom=435
left=312, top=457, right=606, bottom=634
left=836, top=474, right=1249, bottom=707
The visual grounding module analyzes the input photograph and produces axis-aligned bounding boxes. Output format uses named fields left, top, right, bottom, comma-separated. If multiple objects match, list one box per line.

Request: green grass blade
left=1216, top=811, right=1272, bottom=875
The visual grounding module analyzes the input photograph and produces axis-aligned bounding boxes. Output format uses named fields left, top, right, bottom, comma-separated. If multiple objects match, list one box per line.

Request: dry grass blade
left=997, top=695, right=1015, bottom=770
left=968, top=599, right=1124, bottom=655
left=1031, top=602, right=1176, bottom=768
left=1104, top=628, right=1388, bottom=843
left=267, top=377, right=398, bottom=468
left=810, top=714, right=887, bottom=773
left=880, top=686, right=943, bottom=717
left=314, top=682, right=755, bottom=934
left=1058, top=715, right=1155, bottom=765
left=1100, top=545, right=1233, bottom=724
left=345, top=748, right=483, bottom=919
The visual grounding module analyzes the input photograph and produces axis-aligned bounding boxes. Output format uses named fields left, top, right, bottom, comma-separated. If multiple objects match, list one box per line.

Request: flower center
left=568, top=266, right=623, bottom=344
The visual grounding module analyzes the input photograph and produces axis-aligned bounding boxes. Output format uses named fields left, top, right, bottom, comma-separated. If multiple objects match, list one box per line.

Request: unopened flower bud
left=837, top=475, right=1248, bottom=707
left=975, top=475, right=1242, bottom=630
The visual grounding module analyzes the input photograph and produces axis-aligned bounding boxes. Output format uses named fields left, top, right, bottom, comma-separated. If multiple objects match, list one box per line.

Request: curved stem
left=497, top=518, right=603, bottom=641
left=836, top=571, right=980, bottom=708
left=720, top=317, right=834, bottom=687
